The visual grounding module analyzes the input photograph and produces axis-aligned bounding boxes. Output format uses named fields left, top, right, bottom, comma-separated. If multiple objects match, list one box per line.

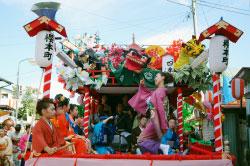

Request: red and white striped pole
left=212, top=74, right=223, bottom=152
left=43, top=64, right=52, bottom=98
left=177, top=88, right=184, bottom=152
left=83, top=88, right=90, bottom=138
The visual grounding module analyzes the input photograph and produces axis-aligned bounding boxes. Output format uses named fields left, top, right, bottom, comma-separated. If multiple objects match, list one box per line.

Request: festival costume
left=55, top=113, right=89, bottom=154
left=92, top=121, right=114, bottom=154
left=161, top=128, right=179, bottom=154
left=129, top=85, right=168, bottom=154
left=0, top=135, right=13, bottom=166
left=32, top=118, right=69, bottom=155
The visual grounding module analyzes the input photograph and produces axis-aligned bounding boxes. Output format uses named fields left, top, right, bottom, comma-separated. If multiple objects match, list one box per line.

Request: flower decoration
left=166, top=40, right=183, bottom=62
left=107, top=44, right=124, bottom=68
left=56, top=65, right=108, bottom=91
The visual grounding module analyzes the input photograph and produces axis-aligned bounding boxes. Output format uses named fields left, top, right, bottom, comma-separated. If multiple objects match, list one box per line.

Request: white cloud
left=138, top=26, right=193, bottom=46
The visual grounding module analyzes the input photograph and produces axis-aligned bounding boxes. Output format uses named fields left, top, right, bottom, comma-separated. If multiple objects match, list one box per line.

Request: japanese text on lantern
left=222, top=39, right=229, bottom=65
left=44, top=33, right=55, bottom=61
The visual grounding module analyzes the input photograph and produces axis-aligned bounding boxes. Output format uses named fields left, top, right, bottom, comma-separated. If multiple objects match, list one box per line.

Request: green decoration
left=77, top=105, right=84, bottom=117
left=173, top=63, right=212, bottom=92
left=109, top=61, right=139, bottom=86
left=139, top=68, right=160, bottom=88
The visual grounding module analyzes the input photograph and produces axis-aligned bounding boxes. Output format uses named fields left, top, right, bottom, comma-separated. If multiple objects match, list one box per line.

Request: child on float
left=52, top=94, right=90, bottom=154
left=129, top=72, right=173, bottom=155
left=91, top=116, right=115, bottom=154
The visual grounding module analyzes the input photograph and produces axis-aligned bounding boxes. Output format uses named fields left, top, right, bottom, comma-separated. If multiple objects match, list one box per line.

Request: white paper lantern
left=209, top=35, right=229, bottom=73
left=162, top=54, right=174, bottom=73
left=35, top=30, right=55, bottom=67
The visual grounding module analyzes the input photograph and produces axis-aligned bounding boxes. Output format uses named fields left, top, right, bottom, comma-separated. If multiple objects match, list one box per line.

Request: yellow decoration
left=174, top=37, right=205, bottom=70
left=145, top=45, right=165, bottom=57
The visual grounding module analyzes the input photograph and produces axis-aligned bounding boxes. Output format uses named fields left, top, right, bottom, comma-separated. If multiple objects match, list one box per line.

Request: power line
left=166, top=0, right=190, bottom=8
left=197, top=2, right=250, bottom=16
left=198, top=0, right=250, bottom=12
left=201, top=6, right=209, bottom=27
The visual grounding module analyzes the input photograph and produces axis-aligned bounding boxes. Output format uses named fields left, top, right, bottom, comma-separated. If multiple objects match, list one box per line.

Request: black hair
left=25, top=124, right=31, bottom=131
left=15, top=124, right=21, bottom=132
left=159, top=72, right=174, bottom=85
left=36, top=98, right=54, bottom=116
left=69, top=104, right=77, bottom=113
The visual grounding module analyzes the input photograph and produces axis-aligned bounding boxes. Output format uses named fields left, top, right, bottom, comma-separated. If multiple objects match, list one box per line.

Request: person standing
left=9, top=124, right=23, bottom=166
left=0, top=125, right=13, bottom=166
left=129, top=72, right=173, bottom=155
left=18, top=125, right=31, bottom=153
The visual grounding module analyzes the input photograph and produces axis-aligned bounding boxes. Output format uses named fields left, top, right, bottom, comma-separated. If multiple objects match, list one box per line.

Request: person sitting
left=99, top=95, right=112, bottom=116
left=32, top=98, right=71, bottom=156
left=161, top=119, right=179, bottom=154
left=68, top=104, right=82, bottom=135
left=91, top=116, right=115, bottom=154
left=52, top=94, right=90, bottom=154
left=115, top=103, right=133, bottom=132
left=131, top=115, right=148, bottom=154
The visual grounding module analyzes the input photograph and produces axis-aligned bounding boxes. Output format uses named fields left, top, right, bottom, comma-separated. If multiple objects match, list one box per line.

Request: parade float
left=21, top=2, right=244, bottom=166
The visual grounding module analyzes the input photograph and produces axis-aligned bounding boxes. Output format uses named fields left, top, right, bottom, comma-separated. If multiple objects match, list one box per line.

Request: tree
left=17, top=87, right=38, bottom=120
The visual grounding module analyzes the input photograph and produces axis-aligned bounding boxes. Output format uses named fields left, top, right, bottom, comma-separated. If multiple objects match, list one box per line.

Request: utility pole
left=166, top=0, right=198, bottom=37
left=191, top=0, right=198, bottom=37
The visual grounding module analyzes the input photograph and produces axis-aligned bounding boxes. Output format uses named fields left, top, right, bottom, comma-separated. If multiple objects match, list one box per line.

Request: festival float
left=21, top=2, right=244, bottom=166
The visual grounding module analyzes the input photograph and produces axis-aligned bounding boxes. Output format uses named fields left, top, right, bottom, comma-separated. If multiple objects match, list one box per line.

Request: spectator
left=161, top=119, right=179, bottom=154
left=0, top=125, right=13, bottom=166
left=122, top=95, right=133, bottom=113
left=115, top=103, right=133, bottom=132
left=2, top=119, right=14, bottom=136
left=9, top=124, right=23, bottom=166
left=99, top=95, right=112, bottom=116
left=18, top=124, right=31, bottom=152
left=131, top=116, right=148, bottom=154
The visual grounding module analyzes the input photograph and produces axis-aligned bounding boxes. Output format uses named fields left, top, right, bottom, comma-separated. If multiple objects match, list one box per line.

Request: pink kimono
left=129, top=85, right=168, bottom=154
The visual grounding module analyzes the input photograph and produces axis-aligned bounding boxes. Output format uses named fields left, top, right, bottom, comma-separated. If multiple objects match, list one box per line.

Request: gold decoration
left=24, top=24, right=32, bottom=32
left=38, top=16, right=51, bottom=24
left=215, top=20, right=229, bottom=29
left=56, top=25, right=63, bottom=32
left=202, top=30, right=210, bottom=38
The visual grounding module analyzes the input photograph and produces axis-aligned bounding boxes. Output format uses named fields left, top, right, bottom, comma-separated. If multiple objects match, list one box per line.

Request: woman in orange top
left=52, top=94, right=90, bottom=154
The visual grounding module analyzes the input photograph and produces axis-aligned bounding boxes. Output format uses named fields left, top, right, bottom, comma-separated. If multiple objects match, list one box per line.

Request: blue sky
left=0, top=0, right=249, bottom=101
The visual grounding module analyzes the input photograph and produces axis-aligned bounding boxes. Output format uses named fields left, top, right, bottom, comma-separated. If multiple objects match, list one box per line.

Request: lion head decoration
left=174, top=36, right=205, bottom=70
left=124, top=49, right=150, bottom=72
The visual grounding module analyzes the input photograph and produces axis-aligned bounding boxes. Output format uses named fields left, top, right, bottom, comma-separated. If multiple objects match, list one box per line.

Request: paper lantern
left=162, top=55, right=174, bottom=73
left=231, top=78, right=244, bottom=99
left=209, top=35, right=229, bottom=73
left=35, top=30, right=54, bottom=67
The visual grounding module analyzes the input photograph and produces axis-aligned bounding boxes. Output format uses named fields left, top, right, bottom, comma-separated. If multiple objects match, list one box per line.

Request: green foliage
left=77, top=105, right=84, bottom=117
left=17, top=87, right=38, bottom=120
left=183, top=102, right=199, bottom=132
left=173, top=63, right=212, bottom=92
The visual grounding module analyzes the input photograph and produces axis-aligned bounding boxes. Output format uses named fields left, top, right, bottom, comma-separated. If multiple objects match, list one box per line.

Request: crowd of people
left=0, top=72, right=202, bottom=166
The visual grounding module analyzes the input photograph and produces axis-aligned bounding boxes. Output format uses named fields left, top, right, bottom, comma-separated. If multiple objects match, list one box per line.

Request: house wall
left=222, top=108, right=247, bottom=166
